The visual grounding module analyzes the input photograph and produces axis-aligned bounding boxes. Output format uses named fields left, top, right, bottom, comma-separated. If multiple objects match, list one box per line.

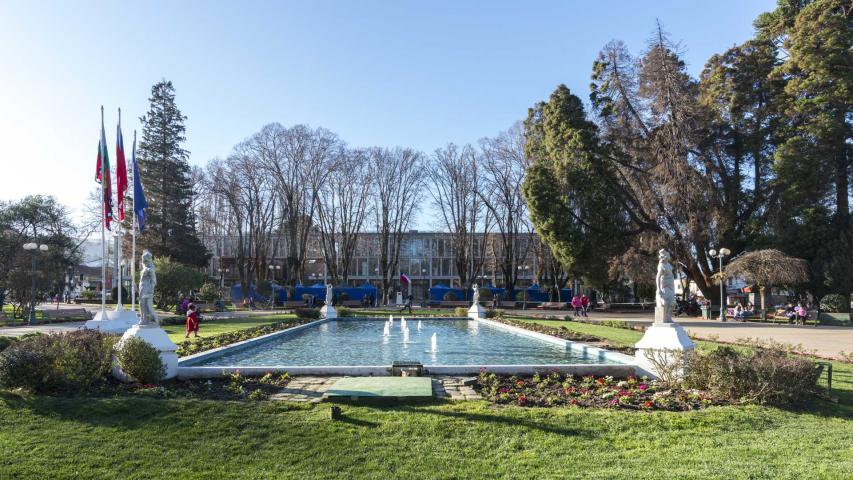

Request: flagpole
left=131, top=130, right=137, bottom=313
left=100, top=106, right=107, bottom=317
left=116, top=108, right=123, bottom=311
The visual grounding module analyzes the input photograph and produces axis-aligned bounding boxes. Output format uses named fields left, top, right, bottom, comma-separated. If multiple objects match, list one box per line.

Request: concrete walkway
left=506, top=309, right=853, bottom=360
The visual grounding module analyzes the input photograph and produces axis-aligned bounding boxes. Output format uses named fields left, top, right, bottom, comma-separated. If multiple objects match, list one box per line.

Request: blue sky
left=0, top=0, right=775, bottom=227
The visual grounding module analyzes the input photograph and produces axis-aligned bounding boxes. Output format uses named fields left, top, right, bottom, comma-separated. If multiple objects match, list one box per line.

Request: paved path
left=0, top=321, right=85, bottom=337
left=506, top=309, right=853, bottom=360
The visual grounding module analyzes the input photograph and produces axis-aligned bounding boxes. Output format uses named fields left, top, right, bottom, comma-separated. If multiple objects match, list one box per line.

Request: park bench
left=439, top=301, right=470, bottom=308
left=538, top=302, right=568, bottom=310
left=497, top=301, right=517, bottom=309
left=341, top=300, right=364, bottom=308
left=41, top=308, right=92, bottom=321
left=283, top=300, right=309, bottom=309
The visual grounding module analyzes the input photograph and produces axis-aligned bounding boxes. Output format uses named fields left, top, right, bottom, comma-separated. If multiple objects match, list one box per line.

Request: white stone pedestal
left=114, top=324, right=179, bottom=381
left=110, top=305, right=139, bottom=327
left=634, top=321, right=694, bottom=379
left=467, top=303, right=485, bottom=320
left=320, top=305, right=337, bottom=319
left=85, top=308, right=132, bottom=334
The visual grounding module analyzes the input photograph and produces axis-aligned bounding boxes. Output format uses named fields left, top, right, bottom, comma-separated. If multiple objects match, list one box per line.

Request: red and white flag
left=400, top=274, right=411, bottom=284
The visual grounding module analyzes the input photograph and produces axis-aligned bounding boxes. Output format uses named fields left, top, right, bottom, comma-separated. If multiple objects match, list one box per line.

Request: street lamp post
left=23, top=242, right=48, bottom=326
left=708, top=248, right=731, bottom=322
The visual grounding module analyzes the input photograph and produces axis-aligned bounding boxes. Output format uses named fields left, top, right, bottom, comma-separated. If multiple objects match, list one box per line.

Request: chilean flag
left=400, top=274, right=411, bottom=285
left=115, top=115, right=128, bottom=221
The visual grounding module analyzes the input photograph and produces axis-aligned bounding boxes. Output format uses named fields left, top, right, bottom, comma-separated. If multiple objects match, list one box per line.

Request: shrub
left=295, top=308, right=321, bottom=320
left=338, top=291, right=349, bottom=302
left=0, top=336, right=17, bottom=352
left=198, top=282, right=219, bottom=303
left=80, top=290, right=97, bottom=300
left=110, top=286, right=130, bottom=302
left=820, top=293, right=850, bottom=313
left=477, top=288, right=493, bottom=301
left=684, top=344, right=820, bottom=406
left=485, top=309, right=503, bottom=319
left=443, top=291, right=458, bottom=302
left=116, top=337, right=165, bottom=384
left=337, top=306, right=353, bottom=317
left=0, top=330, right=115, bottom=393
left=454, top=307, right=468, bottom=317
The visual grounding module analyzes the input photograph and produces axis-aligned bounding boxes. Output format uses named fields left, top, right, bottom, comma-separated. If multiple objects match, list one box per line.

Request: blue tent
left=229, top=284, right=266, bottom=302
left=428, top=283, right=467, bottom=302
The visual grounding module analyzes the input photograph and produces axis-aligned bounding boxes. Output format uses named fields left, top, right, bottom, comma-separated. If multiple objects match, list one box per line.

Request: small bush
left=601, top=320, right=632, bottom=330
left=477, top=288, right=493, bottom=301
left=110, top=286, right=130, bottom=302
left=443, top=291, right=458, bottom=302
left=337, top=306, right=353, bottom=317
left=116, top=337, right=166, bottom=384
left=454, top=307, right=468, bottom=317
left=684, top=345, right=820, bottom=406
left=0, top=336, right=17, bottom=352
left=80, top=290, right=97, bottom=300
left=295, top=308, right=321, bottom=320
left=485, top=309, right=503, bottom=319
left=820, top=294, right=850, bottom=313
left=0, top=330, right=115, bottom=393
left=198, top=282, right=219, bottom=303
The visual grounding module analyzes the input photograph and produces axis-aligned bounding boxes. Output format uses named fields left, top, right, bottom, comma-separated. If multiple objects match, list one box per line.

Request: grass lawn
left=1, top=317, right=851, bottom=479
left=163, top=314, right=296, bottom=345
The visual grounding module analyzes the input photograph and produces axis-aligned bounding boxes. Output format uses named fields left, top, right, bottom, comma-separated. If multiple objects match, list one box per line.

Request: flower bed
left=176, top=319, right=313, bottom=356
left=492, top=318, right=635, bottom=355
left=477, top=371, right=722, bottom=411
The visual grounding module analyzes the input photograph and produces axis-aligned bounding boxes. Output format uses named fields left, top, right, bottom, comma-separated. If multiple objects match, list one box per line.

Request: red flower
left=517, top=394, right=527, bottom=406
left=570, top=398, right=579, bottom=405
left=595, top=377, right=606, bottom=385
left=516, top=379, right=525, bottom=387
left=643, top=401, right=654, bottom=408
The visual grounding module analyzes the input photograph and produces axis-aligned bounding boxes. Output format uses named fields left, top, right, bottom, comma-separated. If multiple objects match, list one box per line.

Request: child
left=185, top=304, right=200, bottom=338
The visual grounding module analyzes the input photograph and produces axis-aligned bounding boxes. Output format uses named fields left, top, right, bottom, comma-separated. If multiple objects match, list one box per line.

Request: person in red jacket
left=580, top=294, right=590, bottom=317
left=185, top=303, right=200, bottom=338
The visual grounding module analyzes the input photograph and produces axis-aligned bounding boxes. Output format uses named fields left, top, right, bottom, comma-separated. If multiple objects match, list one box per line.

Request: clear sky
left=0, top=0, right=775, bottom=228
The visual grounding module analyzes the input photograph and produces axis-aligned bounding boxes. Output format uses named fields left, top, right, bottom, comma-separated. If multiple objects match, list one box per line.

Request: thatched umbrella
left=724, top=249, right=809, bottom=315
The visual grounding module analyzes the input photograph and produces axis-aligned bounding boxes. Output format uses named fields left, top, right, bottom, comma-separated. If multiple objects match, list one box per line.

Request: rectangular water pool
left=180, top=318, right=632, bottom=371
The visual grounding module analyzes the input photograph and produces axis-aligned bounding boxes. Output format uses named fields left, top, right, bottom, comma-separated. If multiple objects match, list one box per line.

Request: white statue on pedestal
left=634, top=248, right=694, bottom=378
left=325, top=283, right=334, bottom=306
left=320, top=283, right=337, bottom=319
left=655, top=249, right=675, bottom=324
left=139, top=250, right=158, bottom=326
left=467, top=283, right=485, bottom=320
left=114, top=250, right=179, bottom=380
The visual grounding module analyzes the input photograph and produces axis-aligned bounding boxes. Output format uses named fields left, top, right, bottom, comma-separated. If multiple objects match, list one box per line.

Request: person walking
left=185, top=303, right=200, bottom=338
left=400, top=294, right=413, bottom=314
left=580, top=294, right=590, bottom=317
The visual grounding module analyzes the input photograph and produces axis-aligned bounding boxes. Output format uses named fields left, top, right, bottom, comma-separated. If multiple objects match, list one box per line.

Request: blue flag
left=132, top=134, right=148, bottom=232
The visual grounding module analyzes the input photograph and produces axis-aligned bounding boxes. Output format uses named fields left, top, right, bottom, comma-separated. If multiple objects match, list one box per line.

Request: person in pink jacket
left=571, top=295, right=583, bottom=318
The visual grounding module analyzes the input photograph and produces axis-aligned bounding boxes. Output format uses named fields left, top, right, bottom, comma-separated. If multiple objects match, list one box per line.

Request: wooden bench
left=341, top=300, right=363, bottom=308
left=539, top=302, right=568, bottom=310
left=439, top=301, right=471, bottom=308
left=497, top=301, right=517, bottom=309
left=283, top=300, right=309, bottom=308
left=41, top=308, right=92, bottom=321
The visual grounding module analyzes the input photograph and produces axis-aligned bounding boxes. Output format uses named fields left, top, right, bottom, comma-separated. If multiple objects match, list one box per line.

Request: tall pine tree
left=136, top=80, right=209, bottom=267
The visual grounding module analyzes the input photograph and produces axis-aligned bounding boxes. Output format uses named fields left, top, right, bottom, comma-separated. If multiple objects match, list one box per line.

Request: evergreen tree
left=136, top=80, right=209, bottom=267
left=761, top=0, right=853, bottom=300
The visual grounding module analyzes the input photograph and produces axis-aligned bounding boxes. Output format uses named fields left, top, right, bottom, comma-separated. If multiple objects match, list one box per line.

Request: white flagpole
left=116, top=108, right=123, bottom=310
left=100, top=106, right=107, bottom=316
left=131, top=130, right=137, bottom=312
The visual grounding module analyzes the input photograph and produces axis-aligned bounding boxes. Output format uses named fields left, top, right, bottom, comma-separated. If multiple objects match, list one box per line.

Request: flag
left=95, top=115, right=113, bottom=229
left=131, top=133, right=148, bottom=232
left=400, top=273, right=411, bottom=284
left=115, top=117, right=128, bottom=221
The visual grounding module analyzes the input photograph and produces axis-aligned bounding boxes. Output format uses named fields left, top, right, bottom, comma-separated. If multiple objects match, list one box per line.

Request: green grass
left=1, top=314, right=852, bottom=479
left=162, top=314, right=296, bottom=345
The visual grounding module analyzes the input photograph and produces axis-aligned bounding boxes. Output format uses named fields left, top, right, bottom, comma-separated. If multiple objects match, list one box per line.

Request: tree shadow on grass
left=386, top=404, right=582, bottom=437
left=0, top=391, right=205, bottom=430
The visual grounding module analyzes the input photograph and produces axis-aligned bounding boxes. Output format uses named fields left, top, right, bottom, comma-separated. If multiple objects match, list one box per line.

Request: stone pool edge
left=176, top=316, right=638, bottom=379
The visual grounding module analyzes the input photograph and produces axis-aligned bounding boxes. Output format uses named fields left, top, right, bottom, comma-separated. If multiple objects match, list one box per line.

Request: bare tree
left=370, top=147, right=425, bottom=304
left=478, top=124, right=532, bottom=293
left=427, top=143, right=492, bottom=293
left=316, top=148, right=372, bottom=284
left=254, top=123, right=341, bottom=285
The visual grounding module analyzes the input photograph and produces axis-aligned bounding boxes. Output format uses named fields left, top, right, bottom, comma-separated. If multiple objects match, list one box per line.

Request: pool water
left=189, top=318, right=623, bottom=367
